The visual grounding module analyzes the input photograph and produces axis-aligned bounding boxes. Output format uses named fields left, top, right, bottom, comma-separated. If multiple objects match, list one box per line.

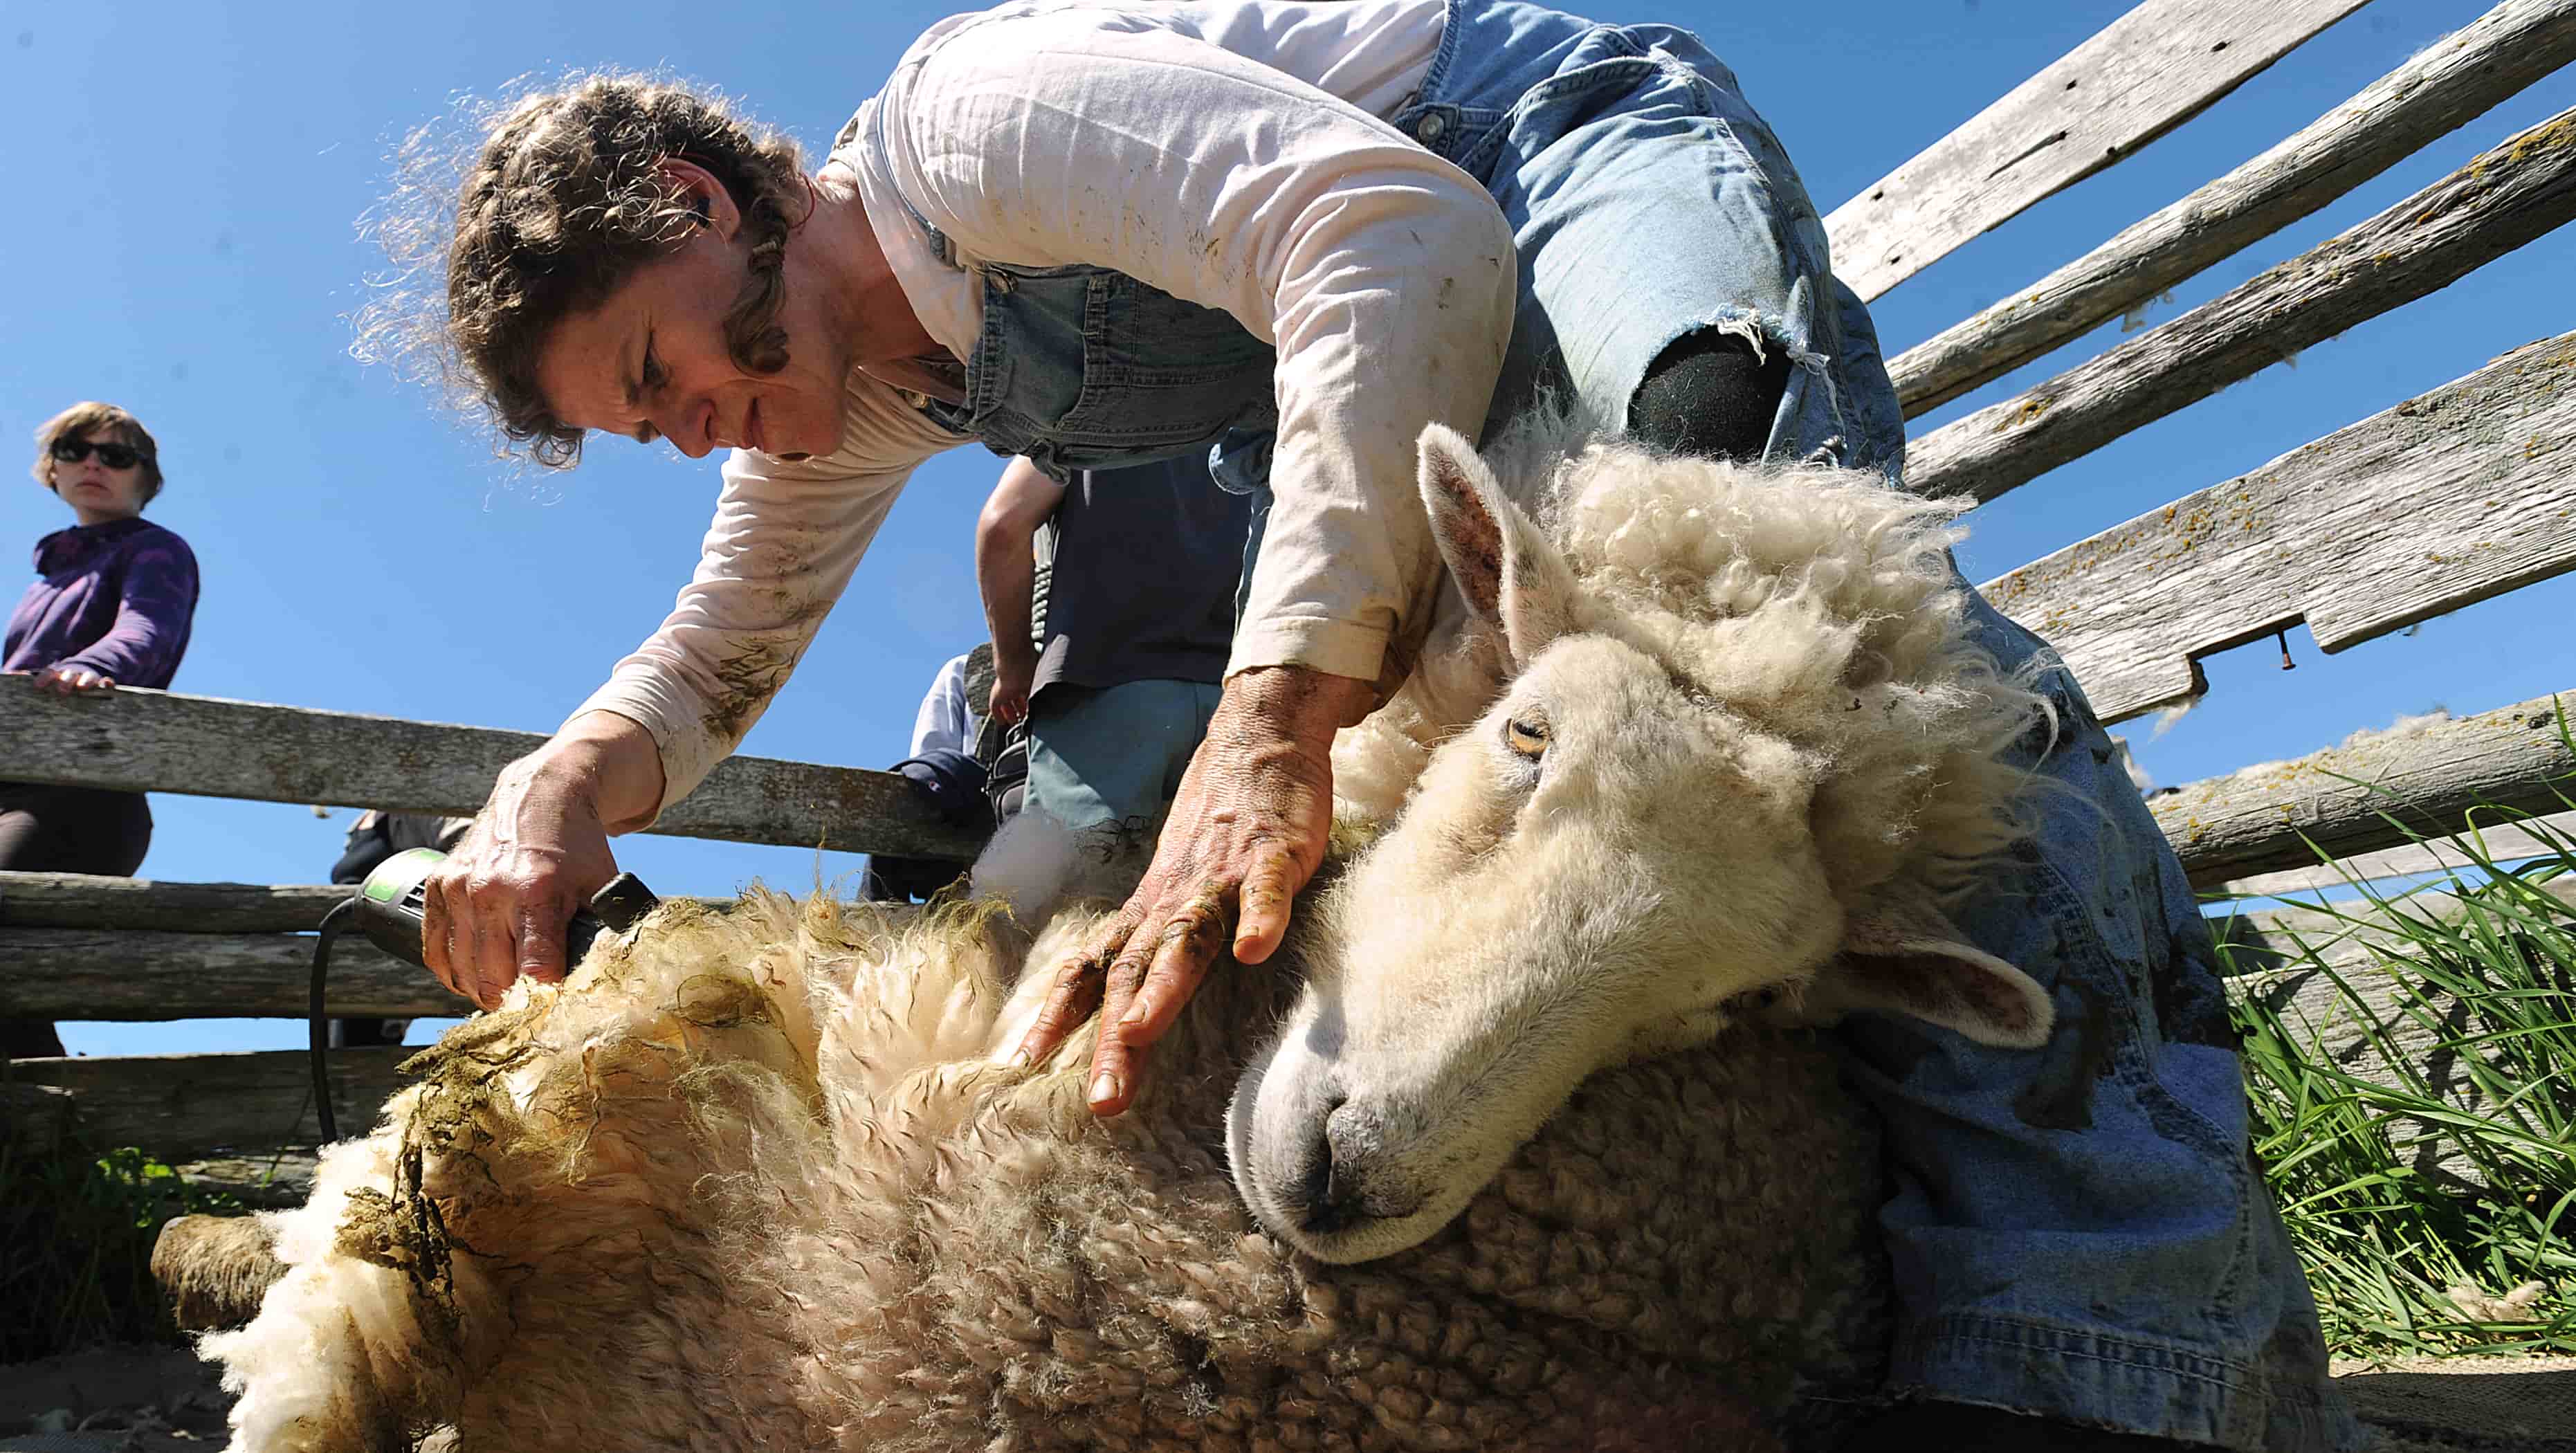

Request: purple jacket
left=5, top=517, right=200, bottom=688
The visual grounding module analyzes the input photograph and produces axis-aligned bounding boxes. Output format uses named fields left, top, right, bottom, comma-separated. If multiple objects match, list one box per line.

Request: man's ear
left=657, top=158, right=740, bottom=239
left=1416, top=423, right=1579, bottom=666
left=1793, top=879, right=2054, bottom=1048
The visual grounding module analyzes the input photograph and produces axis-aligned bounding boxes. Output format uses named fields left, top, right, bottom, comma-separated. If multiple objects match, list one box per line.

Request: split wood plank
left=2155, top=692, right=2576, bottom=886
left=0, top=873, right=354, bottom=933
left=0, top=682, right=985, bottom=861
left=2219, top=808, right=2576, bottom=897
left=1980, top=333, right=2576, bottom=723
left=8, top=1048, right=413, bottom=1160
left=1825, top=0, right=2371, bottom=303
left=1907, top=105, right=2576, bottom=505
left=0, top=929, right=472, bottom=1021
left=1890, top=0, right=2576, bottom=417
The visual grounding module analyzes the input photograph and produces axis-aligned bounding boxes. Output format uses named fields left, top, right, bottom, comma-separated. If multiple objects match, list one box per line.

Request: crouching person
left=976, top=449, right=1254, bottom=867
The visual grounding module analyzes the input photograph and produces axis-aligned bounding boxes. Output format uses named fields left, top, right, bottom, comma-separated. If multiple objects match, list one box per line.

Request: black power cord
left=309, top=897, right=356, bottom=1144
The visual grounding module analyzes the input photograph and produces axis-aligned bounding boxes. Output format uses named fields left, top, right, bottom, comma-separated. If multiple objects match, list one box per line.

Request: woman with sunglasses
left=3, top=401, right=201, bottom=1058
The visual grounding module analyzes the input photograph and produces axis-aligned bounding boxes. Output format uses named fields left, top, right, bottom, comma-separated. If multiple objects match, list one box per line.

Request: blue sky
left=6, top=1, right=2569, bottom=1057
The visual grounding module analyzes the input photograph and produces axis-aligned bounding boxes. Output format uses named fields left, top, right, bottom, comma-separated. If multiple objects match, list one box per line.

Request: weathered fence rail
left=1906, top=102, right=2576, bottom=505
left=2222, top=808, right=2576, bottom=897
left=1825, top=0, right=2371, bottom=301
left=6, top=1049, right=411, bottom=1158
left=2153, top=693, right=2576, bottom=888
left=0, top=683, right=983, bottom=861
left=1888, top=0, right=2576, bottom=415
left=1984, top=331, right=2576, bottom=724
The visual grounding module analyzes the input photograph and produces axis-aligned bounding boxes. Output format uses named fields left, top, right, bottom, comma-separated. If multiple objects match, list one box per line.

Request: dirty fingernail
left=1006, top=1048, right=1031, bottom=1070
left=1089, top=1071, right=1121, bottom=1106
left=1117, top=994, right=1153, bottom=1030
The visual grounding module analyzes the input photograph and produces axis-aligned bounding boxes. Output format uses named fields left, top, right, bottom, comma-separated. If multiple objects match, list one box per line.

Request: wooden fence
left=5, top=0, right=2575, bottom=1160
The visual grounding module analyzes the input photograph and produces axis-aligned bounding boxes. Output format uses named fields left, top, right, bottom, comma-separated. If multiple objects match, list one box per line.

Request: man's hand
left=421, top=711, right=663, bottom=1009
left=32, top=664, right=116, bottom=695
left=988, top=655, right=1034, bottom=726
left=1014, top=665, right=1374, bottom=1114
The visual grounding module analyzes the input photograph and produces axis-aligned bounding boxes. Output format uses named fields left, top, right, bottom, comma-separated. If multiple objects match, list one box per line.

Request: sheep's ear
left=1798, top=880, right=2054, bottom=1048
left=1417, top=423, right=1578, bottom=666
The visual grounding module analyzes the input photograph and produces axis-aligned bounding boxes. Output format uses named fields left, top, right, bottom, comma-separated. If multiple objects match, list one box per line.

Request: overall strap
left=864, top=96, right=957, bottom=268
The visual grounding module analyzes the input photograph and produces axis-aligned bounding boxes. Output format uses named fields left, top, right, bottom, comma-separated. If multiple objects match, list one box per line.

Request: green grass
left=0, top=1140, right=246, bottom=1362
left=2220, top=810, right=2576, bottom=1362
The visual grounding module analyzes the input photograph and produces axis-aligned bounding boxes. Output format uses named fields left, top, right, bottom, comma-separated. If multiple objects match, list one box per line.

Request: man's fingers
left=464, top=875, right=528, bottom=1011
left=1016, top=915, right=1131, bottom=1065
left=1086, top=934, right=1162, bottom=1113
left=1119, top=890, right=1230, bottom=1044
left=1085, top=1023, right=1147, bottom=1117
left=421, top=877, right=459, bottom=997
left=514, top=900, right=571, bottom=987
left=1016, top=962, right=1106, bottom=1066
left=1234, top=842, right=1304, bottom=965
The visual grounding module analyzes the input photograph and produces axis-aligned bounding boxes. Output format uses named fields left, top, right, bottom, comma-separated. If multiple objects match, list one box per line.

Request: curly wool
left=1349, top=419, right=2043, bottom=899
left=209, top=890, right=1888, bottom=1453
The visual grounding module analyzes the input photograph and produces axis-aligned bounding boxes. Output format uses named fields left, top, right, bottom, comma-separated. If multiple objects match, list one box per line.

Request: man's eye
left=642, top=347, right=667, bottom=390
left=1504, top=716, right=1550, bottom=760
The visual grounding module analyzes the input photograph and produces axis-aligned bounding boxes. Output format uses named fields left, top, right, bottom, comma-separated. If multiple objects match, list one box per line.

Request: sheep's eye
left=1503, top=716, right=1551, bottom=760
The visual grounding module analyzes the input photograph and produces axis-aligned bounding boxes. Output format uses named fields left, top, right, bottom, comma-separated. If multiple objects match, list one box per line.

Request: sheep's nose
left=1291, top=1095, right=1362, bottom=1235
left=1296, top=1099, right=1424, bottom=1236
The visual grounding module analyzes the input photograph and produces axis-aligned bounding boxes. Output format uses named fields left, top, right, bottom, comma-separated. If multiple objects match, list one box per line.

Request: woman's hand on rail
left=30, top=664, right=116, bottom=695
left=1013, top=664, right=1373, bottom=1115
left=421, top=711, right=664, bottom=1009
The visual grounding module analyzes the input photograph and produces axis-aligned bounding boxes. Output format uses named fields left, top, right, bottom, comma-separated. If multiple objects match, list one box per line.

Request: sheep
left=205, top=423, right=2055, bottom=1452
left=154, top=1214, right=285, bottom=1331
left=1235, top=419, right=2055, bottom=1263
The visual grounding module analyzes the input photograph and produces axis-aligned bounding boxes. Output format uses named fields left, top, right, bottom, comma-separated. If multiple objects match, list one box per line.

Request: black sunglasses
left=51, top=437, right=143, bottom=470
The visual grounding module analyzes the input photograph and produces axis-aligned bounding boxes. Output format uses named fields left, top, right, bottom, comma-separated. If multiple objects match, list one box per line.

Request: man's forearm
left=541, top=709, right=668, bottom=834
left=976, top=530, right=1041, bottom=674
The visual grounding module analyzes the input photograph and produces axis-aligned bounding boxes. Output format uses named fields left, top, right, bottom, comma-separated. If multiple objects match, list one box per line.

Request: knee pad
left=1627, top=329, right=1793, bottom=462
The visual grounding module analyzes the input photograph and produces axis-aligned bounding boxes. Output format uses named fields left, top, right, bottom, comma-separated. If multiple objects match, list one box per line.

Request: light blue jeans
left=873, top=1, right=2356, bottom=1443
left=1023, top=679, right=1224, bottom=839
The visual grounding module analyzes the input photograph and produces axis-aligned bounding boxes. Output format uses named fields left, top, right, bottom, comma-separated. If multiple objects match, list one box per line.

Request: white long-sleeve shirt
left=908, top=652, right=983, bottom=759
left=576, top=0, right=1518, bottom=815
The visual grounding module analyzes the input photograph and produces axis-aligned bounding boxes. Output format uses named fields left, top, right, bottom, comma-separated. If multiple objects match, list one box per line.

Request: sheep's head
left=1230, top=424, right=2056, bottom=1264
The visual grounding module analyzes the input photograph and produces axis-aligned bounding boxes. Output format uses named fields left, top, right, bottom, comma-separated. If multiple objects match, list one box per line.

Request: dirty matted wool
left=208, top=889, right=1889, bottom=1453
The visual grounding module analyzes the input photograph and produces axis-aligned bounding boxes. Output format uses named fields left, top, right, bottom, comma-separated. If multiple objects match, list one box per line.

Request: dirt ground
left=0, top=1344, right=228, bottom=1453
left=4, top=1342, right=2569, bottom=1451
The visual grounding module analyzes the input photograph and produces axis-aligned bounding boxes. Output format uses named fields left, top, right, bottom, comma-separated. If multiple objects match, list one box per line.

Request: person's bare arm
left=421, top=709, right=665, bottom=1009
left=976, top=458, right=1064, bottom=726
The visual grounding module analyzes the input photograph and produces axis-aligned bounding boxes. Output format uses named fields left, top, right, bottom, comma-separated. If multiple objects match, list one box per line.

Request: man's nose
left=654, top=403, right=715, bottom=459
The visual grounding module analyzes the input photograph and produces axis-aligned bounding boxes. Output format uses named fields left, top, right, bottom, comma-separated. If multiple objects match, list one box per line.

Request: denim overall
left=857, top=1, right=2355, bottom=1445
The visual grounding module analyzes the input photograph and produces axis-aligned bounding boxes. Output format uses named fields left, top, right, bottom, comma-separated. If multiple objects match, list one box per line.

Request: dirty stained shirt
left=573, top=0, right=1519, bottom=818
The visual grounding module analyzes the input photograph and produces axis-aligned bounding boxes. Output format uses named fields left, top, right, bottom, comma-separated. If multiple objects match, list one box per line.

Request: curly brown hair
left=359, top=72, right=809, bottom=467
left=32, top=401, right=164, bottom=502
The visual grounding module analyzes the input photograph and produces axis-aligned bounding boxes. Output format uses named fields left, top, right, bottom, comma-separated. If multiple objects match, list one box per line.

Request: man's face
left=534, top=206, right=852, bottom=462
